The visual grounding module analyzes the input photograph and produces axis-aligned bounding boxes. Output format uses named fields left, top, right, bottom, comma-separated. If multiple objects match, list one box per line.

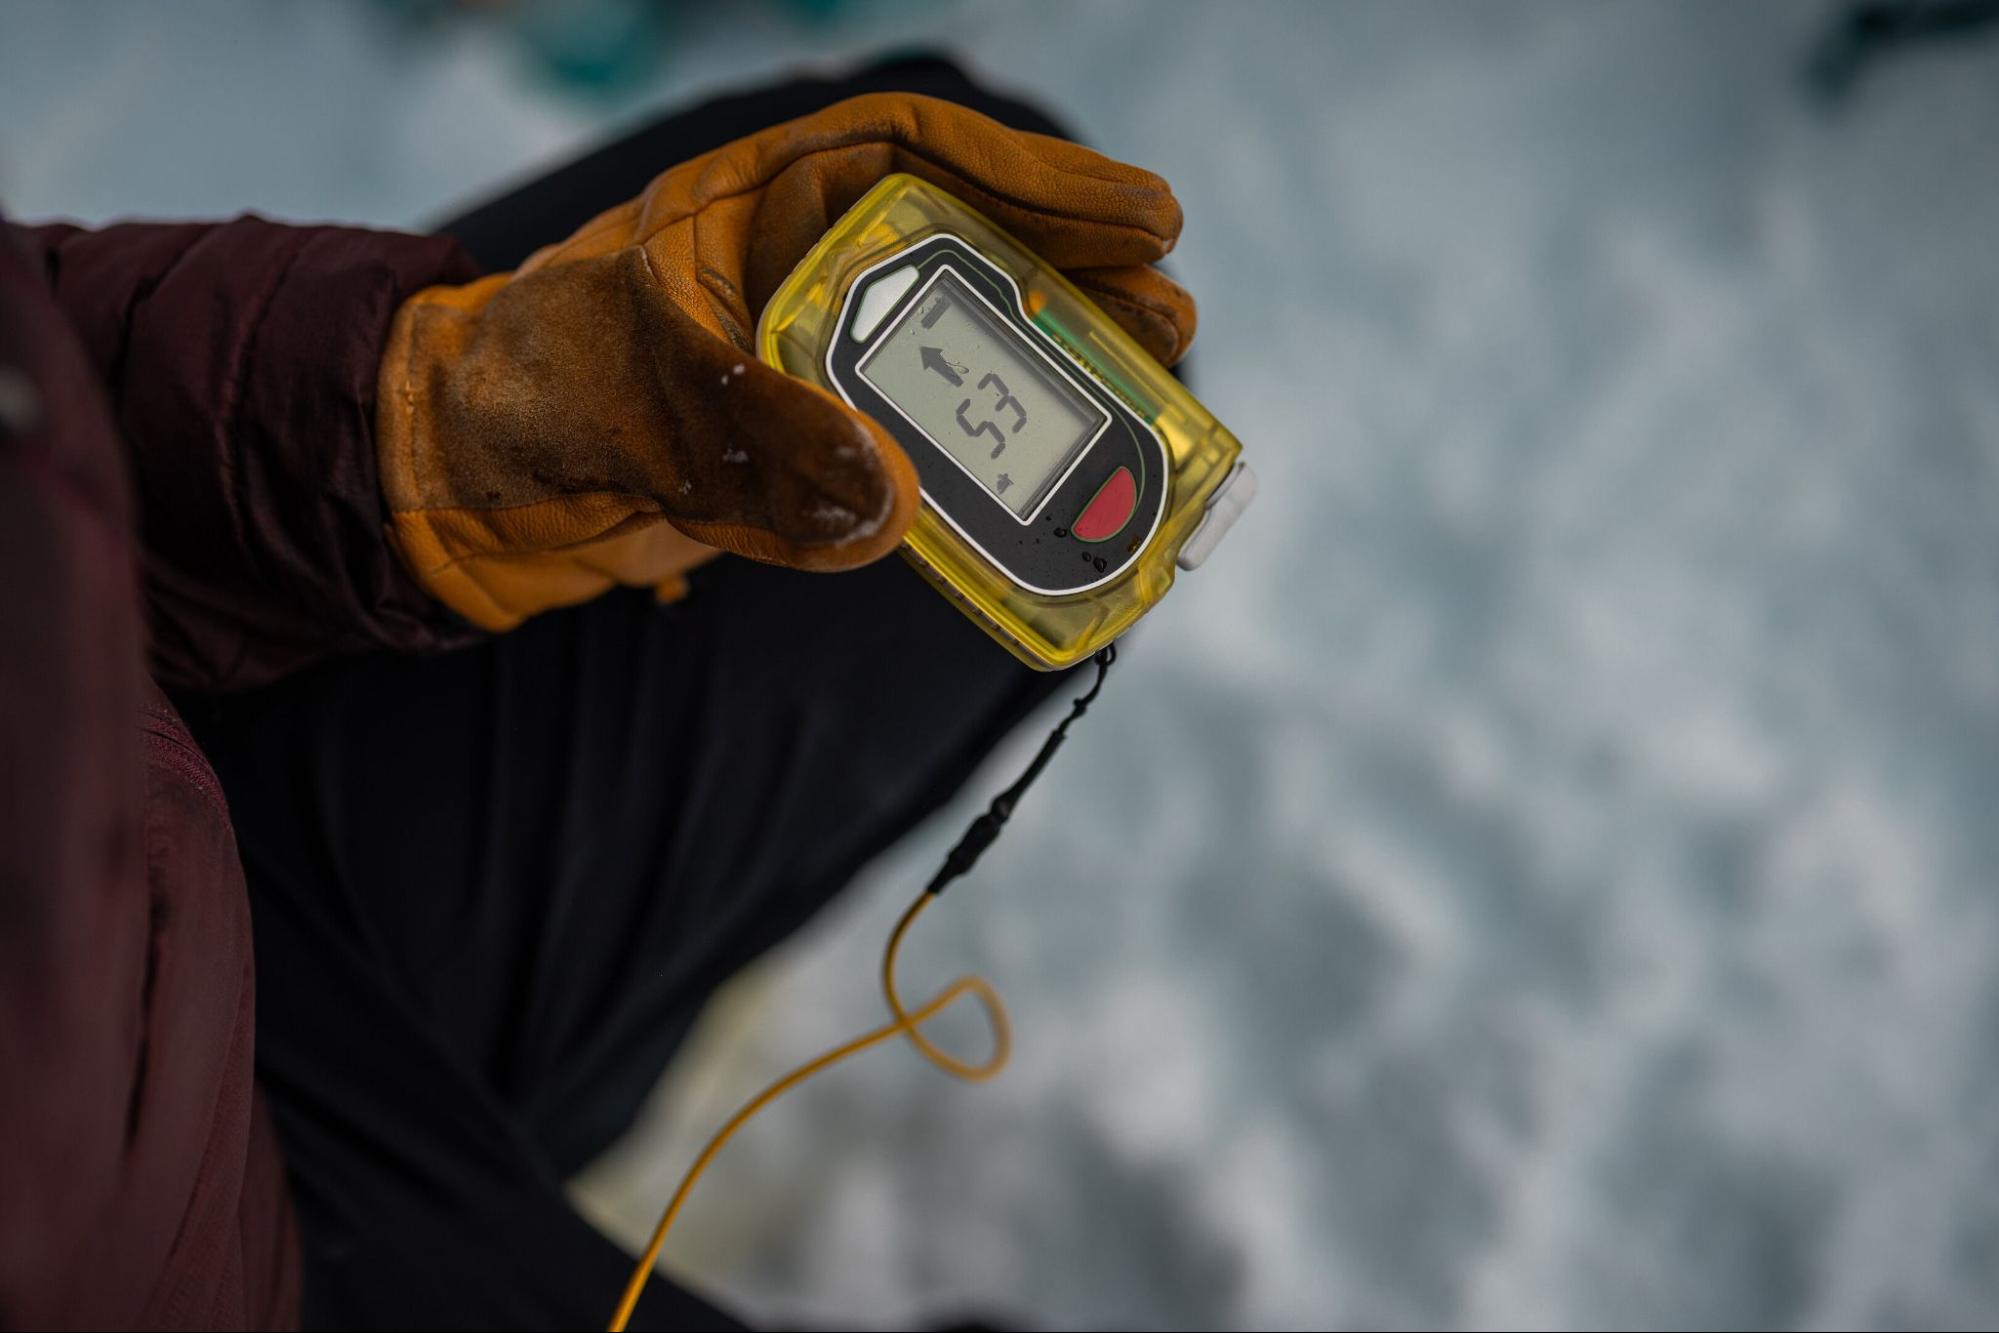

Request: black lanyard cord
left=926, top=643, right=1117, bottom=896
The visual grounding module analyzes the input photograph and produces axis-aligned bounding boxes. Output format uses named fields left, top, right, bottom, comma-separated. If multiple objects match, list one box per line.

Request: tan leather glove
left=377, top=93, right=1197, bottom=631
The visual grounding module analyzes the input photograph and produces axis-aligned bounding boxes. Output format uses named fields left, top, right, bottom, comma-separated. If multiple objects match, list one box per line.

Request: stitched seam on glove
left=404, top=506, right=671, bottom=574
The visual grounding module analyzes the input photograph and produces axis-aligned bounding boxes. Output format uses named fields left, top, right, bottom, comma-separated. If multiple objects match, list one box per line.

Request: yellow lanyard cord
left=606, top=890, right=1009, bottom=1332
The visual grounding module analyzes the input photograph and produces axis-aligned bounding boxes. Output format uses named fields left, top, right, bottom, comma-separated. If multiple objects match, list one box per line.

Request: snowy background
left=7, top=2, right=1999, bottom=1328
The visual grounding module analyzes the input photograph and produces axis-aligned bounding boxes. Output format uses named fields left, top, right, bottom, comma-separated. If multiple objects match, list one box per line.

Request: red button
left=1072, top=466, right=1137, bottom=543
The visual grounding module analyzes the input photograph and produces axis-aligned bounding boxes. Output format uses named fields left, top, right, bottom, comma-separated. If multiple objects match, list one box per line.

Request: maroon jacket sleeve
left=20, top=216, right=485, bottom=693
left=1, top=225, right=301, bottom=1328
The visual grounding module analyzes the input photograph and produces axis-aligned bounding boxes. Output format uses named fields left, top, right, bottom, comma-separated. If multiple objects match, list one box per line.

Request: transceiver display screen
left=858, top=270, right=1106, bottom=519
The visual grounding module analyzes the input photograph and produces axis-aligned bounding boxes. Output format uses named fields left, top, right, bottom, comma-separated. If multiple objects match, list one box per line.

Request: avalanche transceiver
left=758, top=174, right=1253, bottom=669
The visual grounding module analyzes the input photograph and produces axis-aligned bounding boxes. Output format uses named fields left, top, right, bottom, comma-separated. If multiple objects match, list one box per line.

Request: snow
left=8, top=2, right=1999, bottom=1327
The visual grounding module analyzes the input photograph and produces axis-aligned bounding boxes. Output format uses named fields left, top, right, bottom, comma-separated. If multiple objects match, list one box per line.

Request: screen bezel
left=822, top=233, right=1170, bottom=598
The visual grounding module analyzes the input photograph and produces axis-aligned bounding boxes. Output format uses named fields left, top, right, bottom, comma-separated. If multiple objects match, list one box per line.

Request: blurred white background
left=8, top=1, right=1999, bottom=1327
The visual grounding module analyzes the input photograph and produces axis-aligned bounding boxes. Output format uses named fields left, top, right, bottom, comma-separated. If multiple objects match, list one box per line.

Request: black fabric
left=184, top=55, right=1078, bottom=1332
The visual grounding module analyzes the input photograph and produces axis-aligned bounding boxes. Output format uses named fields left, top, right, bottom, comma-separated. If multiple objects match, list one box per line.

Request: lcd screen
left=858, top=270, right=1105, bottom=518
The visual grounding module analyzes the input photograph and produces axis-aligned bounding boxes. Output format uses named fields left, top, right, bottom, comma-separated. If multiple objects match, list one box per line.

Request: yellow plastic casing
left=757, top=174, right=1241, bottom=670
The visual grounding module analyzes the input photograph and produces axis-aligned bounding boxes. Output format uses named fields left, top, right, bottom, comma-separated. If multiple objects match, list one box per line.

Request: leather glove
left=377, top=92, right=1197, bottom=631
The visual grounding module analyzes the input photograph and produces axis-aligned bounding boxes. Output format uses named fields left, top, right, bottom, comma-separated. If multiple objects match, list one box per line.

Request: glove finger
left=660, top=330, right=919, bottom=572
left=723, top=93, right=1184, bottom=309
left=1066, top=264, right=1199, bottom=367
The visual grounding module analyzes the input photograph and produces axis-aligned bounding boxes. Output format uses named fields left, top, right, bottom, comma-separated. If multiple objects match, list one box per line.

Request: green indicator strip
left=1033, top=310, right=1159, bottom=423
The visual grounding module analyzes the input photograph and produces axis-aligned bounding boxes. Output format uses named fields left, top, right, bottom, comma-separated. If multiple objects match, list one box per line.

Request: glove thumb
left=658, top=335, right=919, bottom=572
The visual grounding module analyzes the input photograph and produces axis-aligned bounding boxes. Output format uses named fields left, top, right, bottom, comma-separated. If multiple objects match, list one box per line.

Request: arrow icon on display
left=920, top=346, right=966, bottom=386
